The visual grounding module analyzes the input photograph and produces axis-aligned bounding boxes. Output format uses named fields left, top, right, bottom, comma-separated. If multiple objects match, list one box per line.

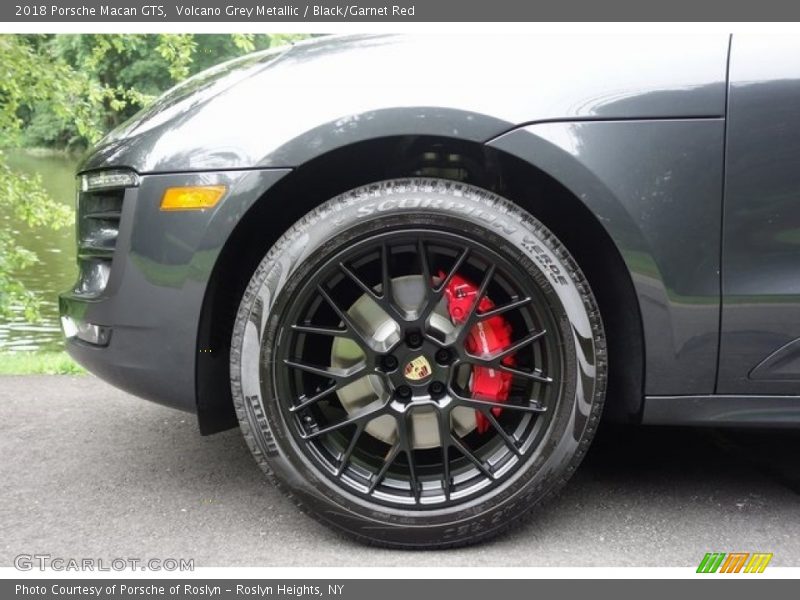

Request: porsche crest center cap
left=404, top=356, right=432, bottom=382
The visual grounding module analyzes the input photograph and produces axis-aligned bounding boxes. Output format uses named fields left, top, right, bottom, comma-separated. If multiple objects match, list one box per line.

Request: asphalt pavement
left=2, top=375, right=800, bottom=567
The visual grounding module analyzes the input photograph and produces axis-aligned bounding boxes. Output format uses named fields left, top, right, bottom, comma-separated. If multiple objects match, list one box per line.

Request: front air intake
left=74, top=170, right=137, bottom=296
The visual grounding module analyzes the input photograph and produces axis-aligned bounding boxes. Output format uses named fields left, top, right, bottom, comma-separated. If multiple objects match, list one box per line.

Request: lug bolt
left=406, top=330, right=423, bottom=348
left=380, top=355, right=398, bottom=372
left=396, top=385, right=412, bottom=400
left=429, top=381, right=446, bottom=399
left=435, top=348, right=452, bottom=365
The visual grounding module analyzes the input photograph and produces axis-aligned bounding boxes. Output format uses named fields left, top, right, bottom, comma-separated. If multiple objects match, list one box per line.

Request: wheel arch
left=196, top=135, right=645, bottom=434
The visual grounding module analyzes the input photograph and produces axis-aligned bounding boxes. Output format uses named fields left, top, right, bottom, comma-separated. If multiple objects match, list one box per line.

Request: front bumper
left=59, top=168, right=290, bottom=413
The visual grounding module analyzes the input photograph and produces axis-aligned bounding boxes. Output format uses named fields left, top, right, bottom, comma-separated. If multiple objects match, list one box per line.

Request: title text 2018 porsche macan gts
left=60, top=34, right=800, bottom=547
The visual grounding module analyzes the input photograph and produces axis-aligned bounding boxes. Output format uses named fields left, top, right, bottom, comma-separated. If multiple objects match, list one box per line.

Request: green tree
left=0, top=35, right=91, bottom=320
left=0, top=33, right=309, bottom=321
left=19, top=34, right=310, bottom=150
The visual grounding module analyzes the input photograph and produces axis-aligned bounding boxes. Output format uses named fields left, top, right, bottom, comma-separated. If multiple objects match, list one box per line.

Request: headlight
left=79, top=169, right=139, bottom=192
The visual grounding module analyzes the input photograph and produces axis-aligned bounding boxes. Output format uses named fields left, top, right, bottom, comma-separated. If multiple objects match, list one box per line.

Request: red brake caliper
left=442, top=272, right=515, bottom=433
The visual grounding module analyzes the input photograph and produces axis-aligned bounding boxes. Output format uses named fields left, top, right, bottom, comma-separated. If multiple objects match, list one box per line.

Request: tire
left=230, top=178, right=606, bottom=548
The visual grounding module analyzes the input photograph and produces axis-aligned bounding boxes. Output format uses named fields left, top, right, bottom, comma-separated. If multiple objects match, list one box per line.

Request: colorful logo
left=697, top=552, right=773, bottom=573
left=404, top=355, right=432, bottom=381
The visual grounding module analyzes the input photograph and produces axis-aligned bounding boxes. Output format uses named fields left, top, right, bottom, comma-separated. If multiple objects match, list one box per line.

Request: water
left=1, top=151, right=79, bottom=352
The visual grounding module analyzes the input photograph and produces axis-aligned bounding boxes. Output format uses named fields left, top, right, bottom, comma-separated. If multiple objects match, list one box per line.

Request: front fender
left=61, top=167, right=290, bottom=411
left=487, top=119, right=724, bottom=395
left=80, top=34, right=729, bottom=174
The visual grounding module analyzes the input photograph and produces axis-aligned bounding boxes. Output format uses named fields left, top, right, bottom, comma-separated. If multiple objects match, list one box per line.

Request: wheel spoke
left=291, top=323, right=350, bottom=338
left=435, top=409, right=453, bottom=499
left=368, top=442, right=401, bottom=493
left=418, top=239, right=432, bottom=286
left=338, top=262, right=376, bottom=299
left=422, top=332, right=448, bottom=348
left=289, top=382, right=342, bottom=413
left=493, top=330, right=546, bottom=360
left=300, top=400, right=386, bottom=440
left=456, top=264, right=496, bottom=336
left=463, top=329, right=548, bottom=370
left=284, top=359, right=366, bottom=383
left=336, top=422, right=365, bottom=476
left=479, top=408, right=523, bottom=456
left=450, top=436, right=494, bottom=480
left=404, top=448, right=420, bottom=503
left=338, top=261, right=404, bottom=325
left=476, top=296, right=532, bottom=320
left=316, top=285, right=376, bottom=351
left=380, top=244, right=403, bottom=318
left=498, top=364, right=553, bottom=383
left=396, top=411, right=421, bottom=503
left=415, top=246, right=472, bottom=325
left=451, top=389, right=547, bottom=414
left=416, top=239, right=436, bottom=315
left=435, top=247, right=470, bottom=293
left=335, top=244, right=408, bottom=323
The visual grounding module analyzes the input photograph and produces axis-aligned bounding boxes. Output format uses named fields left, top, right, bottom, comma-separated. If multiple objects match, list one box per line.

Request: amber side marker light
left=160, top=185, right=227, bottom=211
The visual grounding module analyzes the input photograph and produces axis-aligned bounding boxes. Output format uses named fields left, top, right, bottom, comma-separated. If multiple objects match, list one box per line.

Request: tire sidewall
left=231, top=179, right=605, bottom=547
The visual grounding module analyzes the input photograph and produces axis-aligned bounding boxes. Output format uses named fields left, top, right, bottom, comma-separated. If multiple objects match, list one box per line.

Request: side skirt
left=643, top=395, right=800, bottom=427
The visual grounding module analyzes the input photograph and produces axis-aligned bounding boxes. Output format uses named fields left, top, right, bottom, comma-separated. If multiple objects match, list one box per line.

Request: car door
left=719, top=35, right=800, bottom=395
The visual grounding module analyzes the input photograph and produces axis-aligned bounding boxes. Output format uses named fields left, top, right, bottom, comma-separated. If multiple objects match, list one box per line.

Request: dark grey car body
left=60, top=34, right=800, bottom=433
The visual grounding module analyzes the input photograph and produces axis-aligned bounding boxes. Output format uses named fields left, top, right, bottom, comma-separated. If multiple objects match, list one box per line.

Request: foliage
left=0, top=34, right=89, bottom=320
left=0, top=33, right=309, bottom=323
left=1, top=35, right=106, bottom=148
left=18, top=34, right=309, bottom=148
left=0, top=155, right=72, bottom=320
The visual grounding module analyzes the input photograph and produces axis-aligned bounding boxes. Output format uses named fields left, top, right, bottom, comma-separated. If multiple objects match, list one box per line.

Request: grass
left=0, top=351, right=85, bottom=375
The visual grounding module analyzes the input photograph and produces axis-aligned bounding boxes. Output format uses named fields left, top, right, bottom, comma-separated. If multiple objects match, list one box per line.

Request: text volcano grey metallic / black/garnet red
left=59, top=34, right=800, bottom=547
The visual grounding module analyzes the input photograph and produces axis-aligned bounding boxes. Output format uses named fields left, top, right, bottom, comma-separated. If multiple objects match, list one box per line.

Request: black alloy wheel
left=231, top=179, right=606, bottom=548
left=275, top=229, right=561, bottom=508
